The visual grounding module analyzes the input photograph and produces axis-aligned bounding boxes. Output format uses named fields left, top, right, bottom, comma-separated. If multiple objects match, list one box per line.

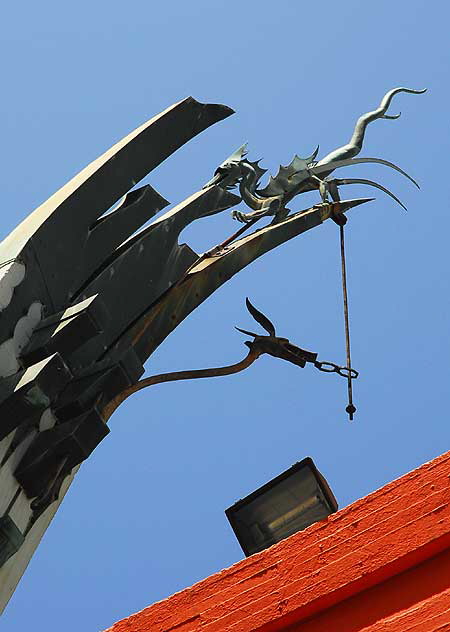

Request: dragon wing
left=245, top=297, right=276, bottom=336
left=257, top=147, right=319, bottom=197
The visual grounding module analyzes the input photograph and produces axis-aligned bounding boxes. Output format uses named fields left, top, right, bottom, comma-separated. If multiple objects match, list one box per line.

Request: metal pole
left=339, top=224, right=356, bottom=421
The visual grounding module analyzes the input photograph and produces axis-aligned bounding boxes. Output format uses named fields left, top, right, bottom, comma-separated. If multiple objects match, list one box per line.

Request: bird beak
left=257, top=337, right=318, bottom=368
left=278, top=340, right=318, bottom=367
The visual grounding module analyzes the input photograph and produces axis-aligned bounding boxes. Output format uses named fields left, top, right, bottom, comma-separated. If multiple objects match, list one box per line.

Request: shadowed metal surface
left=0, top=96, right=240, bottom=610
left=0, top=97, right=234, bottom=330
left=116, top=199, right=372, bottom=367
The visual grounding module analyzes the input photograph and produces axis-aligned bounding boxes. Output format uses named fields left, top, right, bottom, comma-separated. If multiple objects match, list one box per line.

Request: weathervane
left=0, top=87, right=425, bottom=610
left=203, top=87, right=425, bottom=418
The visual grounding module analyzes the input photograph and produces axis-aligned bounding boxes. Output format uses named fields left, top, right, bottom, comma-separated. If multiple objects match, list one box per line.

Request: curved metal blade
left=307, top=144, right=320, bottom=164
left=312, top=157, right=420, bottom=188
left=334, top=178, right=408, bottom=211
left=245, top=297, right=276, bottom=336
left=247, top=159, right=268, bottom=183
left=235, top=326, right=258, bottom=338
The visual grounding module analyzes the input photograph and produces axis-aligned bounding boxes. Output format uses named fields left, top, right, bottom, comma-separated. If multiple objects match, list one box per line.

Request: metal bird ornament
left=205, top=87, right=426, bottom=223
left=235, top=298, right=318, bottom=367
left=235, top=299, right=358, bottom=379
left=104, top=298, right=357, bottom=423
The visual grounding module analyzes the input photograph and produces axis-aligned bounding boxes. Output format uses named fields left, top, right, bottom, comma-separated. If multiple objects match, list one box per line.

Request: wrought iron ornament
left=0, top=88, right=424, bottom=600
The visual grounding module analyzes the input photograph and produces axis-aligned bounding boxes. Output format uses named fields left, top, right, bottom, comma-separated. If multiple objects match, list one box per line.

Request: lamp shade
left=225, top=457, right=338, bottom=556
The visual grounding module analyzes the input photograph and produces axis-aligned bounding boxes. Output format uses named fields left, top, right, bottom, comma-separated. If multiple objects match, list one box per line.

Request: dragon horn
left=245, top=298, right=276, bottom=336
left=317, top=88, right=427, bottom=164
left=311, top=157, right=420, bottom=188
left=334, top=178, right=408, bottom=211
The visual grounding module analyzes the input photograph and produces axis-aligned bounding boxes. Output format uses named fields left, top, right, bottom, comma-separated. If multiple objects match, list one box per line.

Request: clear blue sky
left=1, top=1, right=449, bottom=629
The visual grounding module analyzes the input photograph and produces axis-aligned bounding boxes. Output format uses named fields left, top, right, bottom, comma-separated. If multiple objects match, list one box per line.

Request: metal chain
left=314, top=361, right=358, bottom=379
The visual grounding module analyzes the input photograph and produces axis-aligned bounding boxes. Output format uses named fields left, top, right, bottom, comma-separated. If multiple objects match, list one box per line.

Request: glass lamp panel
left=226, top=459, right=337, bottom=556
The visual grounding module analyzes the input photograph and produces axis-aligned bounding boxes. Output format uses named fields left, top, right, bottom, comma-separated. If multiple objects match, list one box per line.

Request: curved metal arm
left=102, top=347, right=262, bottom=421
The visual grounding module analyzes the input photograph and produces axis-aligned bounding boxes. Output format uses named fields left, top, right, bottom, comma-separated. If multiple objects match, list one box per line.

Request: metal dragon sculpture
left=0, top=87, right=425, bottom=610
left=205, top=87, right=425, bottom=224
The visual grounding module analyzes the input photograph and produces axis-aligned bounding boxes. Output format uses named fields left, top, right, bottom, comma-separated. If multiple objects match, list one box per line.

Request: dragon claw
left=232, top=210, right=250, bottom=223
left=232, top=209, right=268, bottom=223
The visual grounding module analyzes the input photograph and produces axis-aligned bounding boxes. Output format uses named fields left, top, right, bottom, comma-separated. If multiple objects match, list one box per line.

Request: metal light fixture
left=225, top=457, right=338, bottom=556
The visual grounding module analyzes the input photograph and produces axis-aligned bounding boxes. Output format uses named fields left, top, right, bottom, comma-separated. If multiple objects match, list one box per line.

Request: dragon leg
left=270, top=207, right=290, bottom=225
left=232, top=197, right=282, bottom=223
left=232, top=208, right=271, bottom=223
left=308, top=174, right=332, bottom=203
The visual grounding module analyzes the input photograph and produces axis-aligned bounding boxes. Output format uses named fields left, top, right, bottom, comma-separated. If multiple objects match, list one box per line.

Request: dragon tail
left=317, top=87, right=426, bottom=165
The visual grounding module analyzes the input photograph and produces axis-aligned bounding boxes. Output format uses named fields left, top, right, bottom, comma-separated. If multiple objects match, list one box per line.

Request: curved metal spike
left=382, top=113, right=401, bottom=120
left=289, top=155, right=311, bottom=173
left=247, top=159, right=268, bottom=183
left=311, top=157, right=420, bottom=188
left=235, top=326, right=258, bottom=338
left=245, top=297, right=276, bottom=336
left=276, top=164, right=291, bottom=178
left=306, top=144, right=320, bottom=164
left=254, top=159, right=267, bottom=171
left=334, top=178, right=407, bottom=211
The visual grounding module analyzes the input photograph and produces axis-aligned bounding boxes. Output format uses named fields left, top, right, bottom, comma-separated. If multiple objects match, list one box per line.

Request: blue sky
left=1, top=0, right=449, bottom=630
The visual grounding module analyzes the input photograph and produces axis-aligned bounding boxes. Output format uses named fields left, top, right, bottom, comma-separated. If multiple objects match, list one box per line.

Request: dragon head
left=203, top=144, right=267, bottom=192
left=204, top=143, right=248, bottom=190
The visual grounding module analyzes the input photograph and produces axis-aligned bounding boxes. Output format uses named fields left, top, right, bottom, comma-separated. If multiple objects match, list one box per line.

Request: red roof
left=105, top=451, right=450, bottom=632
